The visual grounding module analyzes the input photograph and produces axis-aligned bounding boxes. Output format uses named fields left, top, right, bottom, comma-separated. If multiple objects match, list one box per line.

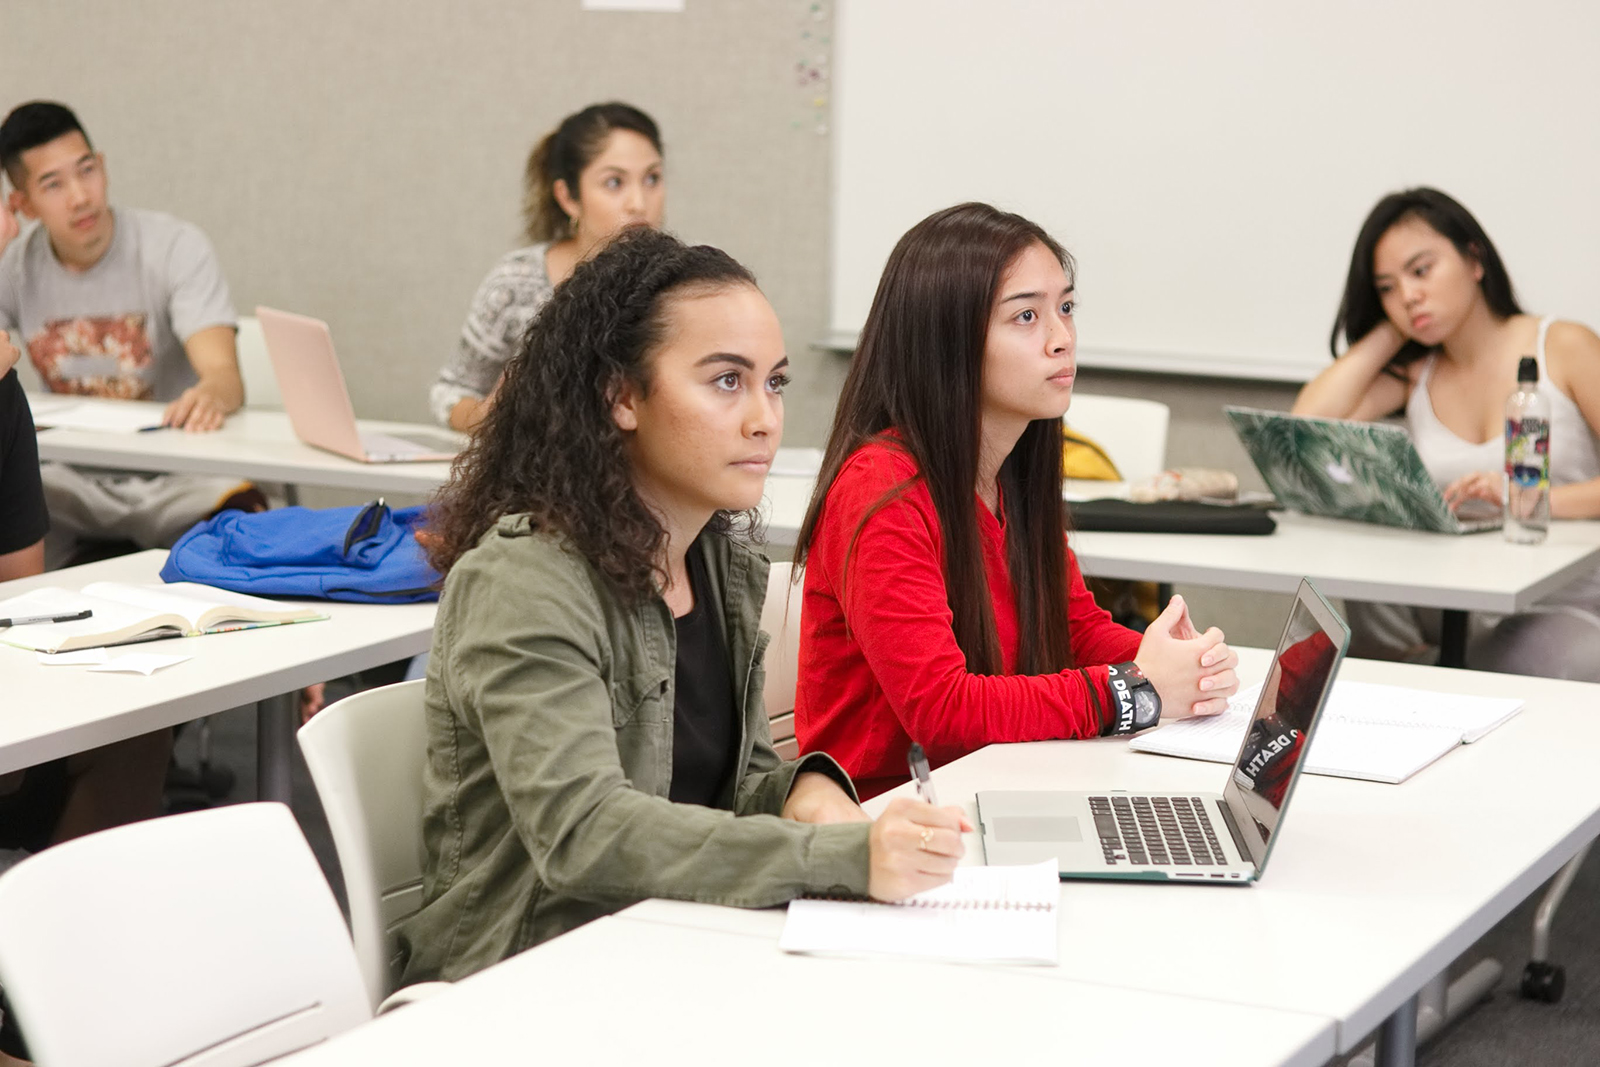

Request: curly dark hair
left=427, top=227, right=758, bottom=599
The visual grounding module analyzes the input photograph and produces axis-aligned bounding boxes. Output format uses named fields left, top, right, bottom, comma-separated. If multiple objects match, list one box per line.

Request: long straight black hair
left=795, top=202, right=1075, bottom=676
left=1331, top=187, right=1523, bottom=374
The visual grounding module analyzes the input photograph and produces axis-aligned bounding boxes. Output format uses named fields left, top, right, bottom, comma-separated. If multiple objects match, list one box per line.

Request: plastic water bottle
left=1504, top=355, right=1550, bottom=544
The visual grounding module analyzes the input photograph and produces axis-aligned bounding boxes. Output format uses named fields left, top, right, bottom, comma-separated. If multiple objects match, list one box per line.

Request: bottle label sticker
left=1506, top=416, right=1551, bottom=488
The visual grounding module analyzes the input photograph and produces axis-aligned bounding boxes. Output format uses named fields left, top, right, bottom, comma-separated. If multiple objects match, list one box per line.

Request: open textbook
left=1129, top=679, right=1522, bottom=784
left=0, top=582, right=326, bottom=654
left=780, top=858, right=1059, bottom=964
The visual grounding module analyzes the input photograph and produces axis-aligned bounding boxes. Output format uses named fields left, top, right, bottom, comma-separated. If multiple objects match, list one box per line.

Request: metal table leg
left=1520, top=842, right=1592, bottom=1002
left=1375, top=994, right=1419, bottom=1067
left=256, top=693, right=297, bottom=804
left=1350, top=963, right=1501, bottom=1067
left=1438, top=609, right=1469, bottom=669
left=1533, top=843, right=1589, bottom=962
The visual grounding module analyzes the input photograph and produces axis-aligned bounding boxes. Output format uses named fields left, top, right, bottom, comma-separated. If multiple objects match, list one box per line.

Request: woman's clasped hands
left=1134, top=593, right=1241, bottom=720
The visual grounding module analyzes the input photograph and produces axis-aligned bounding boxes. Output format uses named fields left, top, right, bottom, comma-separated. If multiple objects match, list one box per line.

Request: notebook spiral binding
left=803, top=892, right=1051, bottom=910
left=902, top=899, right=1052, bottom=910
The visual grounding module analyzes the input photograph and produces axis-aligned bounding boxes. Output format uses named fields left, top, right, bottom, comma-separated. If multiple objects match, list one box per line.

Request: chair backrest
left=759, top=561, right=804, bottom=760
left=1064, top=393, right=1171, bottom=483
left=236, top=314, right=283, bottom=410
left=0, top=803, right=369, bottom=1067
left=297, top=678, right=428, bottom=1009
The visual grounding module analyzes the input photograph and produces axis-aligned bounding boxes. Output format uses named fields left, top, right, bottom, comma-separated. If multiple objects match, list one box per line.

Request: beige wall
left=2, top=0, right=841, bottom=433
left=3, top=1, right=1313, bottom=643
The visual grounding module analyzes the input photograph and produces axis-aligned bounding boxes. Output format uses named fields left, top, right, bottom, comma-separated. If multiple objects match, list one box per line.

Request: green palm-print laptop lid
left=1224, top=407, right=1499, bottom=534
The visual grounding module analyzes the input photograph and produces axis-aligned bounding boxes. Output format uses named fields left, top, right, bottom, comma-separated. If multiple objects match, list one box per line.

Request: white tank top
left=1406, top=315, right=1600, bottom=490
left=1406, top=316, right=1600, bottom=609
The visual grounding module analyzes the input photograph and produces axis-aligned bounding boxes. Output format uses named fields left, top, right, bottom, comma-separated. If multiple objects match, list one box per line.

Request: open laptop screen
left=1223, top=406, right=1498, bottom=534
left=1223, top=583, right=1346, bottom=866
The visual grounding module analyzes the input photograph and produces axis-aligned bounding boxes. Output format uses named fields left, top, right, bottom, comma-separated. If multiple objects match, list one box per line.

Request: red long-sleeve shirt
left=795, top=440, right=1143, bottom=798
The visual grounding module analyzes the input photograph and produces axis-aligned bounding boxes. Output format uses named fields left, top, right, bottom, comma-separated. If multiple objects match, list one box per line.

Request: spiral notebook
left=779, top=859, right=1059, bottom=964
left=1129, top=680, right=1522, bottom=785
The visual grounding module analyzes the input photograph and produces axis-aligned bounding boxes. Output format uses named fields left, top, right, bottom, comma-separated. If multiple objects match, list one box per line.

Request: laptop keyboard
left=1089, top=795, right=1228, bottom=866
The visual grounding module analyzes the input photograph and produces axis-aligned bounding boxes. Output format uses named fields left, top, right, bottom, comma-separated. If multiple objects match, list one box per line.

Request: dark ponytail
left=521, top=102, right=661, bottom=244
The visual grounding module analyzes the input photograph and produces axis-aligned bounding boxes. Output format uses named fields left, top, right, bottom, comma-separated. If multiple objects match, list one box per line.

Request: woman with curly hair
left=430, top=101, right=667, bottom=431
left=398, top=228, right=969, bottom=984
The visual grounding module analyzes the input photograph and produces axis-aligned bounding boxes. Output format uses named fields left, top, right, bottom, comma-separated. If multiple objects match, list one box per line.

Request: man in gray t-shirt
left=0, top=101, right=251, bottom=566
left=1, top=206, right=234, bottom=407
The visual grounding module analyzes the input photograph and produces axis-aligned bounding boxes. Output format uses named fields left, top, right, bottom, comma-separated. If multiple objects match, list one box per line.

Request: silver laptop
left=1225, top=406, right=1500, bottom=534
left=256, top=306, right=463, bottom=463
left=976, top=578, right=1350, bottom=885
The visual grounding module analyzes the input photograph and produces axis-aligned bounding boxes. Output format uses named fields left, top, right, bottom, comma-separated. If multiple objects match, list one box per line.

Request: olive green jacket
left=397, top=516, right=872, bottom=984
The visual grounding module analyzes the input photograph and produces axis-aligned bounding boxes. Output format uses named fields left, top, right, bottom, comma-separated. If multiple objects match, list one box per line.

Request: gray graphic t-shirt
left=0, top=207, right=236, bottom=403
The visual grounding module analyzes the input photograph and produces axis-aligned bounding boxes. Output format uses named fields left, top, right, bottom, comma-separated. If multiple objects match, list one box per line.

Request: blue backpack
left=161, top=499, right=440, bottom=603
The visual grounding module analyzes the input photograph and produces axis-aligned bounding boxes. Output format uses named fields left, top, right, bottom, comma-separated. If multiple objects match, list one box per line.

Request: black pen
left=0, top=609, right=93, bottom=628
left=907, top=742, right=939, bottom=806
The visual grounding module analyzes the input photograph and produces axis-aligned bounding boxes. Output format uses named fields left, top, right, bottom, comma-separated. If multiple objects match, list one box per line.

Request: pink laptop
left=256, top=306, right=461, bottom=463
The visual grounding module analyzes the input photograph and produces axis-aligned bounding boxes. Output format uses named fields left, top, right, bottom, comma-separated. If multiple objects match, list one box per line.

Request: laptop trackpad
left=994, top=816, right=1082, bottom=843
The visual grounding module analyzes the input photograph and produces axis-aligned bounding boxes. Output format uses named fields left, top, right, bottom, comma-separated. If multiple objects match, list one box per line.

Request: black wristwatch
left=1105, top=661, right=1161, bottom=734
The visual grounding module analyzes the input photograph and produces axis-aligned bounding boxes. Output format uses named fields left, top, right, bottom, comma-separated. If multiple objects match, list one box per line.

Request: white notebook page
left=1128, top=681, right=1522, bottom=784
left=29, top=398, right=164, bottom=433
left=780, top=859, right=1059, bottom=964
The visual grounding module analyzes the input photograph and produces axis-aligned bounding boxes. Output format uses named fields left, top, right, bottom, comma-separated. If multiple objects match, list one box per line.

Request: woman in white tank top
left=1294, top=187, right=1600, bottom=680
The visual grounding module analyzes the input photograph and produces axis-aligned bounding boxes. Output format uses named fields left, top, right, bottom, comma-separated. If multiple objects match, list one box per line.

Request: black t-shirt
left=0, top=370, right=48, bottom=555
left=669, top=543, right=738, bottom=808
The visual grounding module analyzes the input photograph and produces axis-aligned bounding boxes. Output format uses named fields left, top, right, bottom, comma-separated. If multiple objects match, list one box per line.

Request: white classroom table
left=760, top=474, right=1600, bottom=666
left=0, top=551, right=436, bottom=802
left=30, top=397, right=456, bottom=496
left=278, top=914, right=1338, bottom=1067
left=618, top=648, right=1600, bottom=1067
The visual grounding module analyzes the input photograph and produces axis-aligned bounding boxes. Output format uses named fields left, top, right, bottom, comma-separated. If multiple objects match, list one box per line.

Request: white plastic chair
left=297, top=678, right=430, bottom=1010
left=1064, top=393, right=1171, bottom=482
left=235, top=314, right=282, bottom=410
left=760, top=562, right=805, bottom=760
left=0, top=803, right=370, bottom=1067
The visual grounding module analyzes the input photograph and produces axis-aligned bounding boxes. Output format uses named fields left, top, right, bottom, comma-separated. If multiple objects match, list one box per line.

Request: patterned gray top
left=430, top=242, right=554, bottom=426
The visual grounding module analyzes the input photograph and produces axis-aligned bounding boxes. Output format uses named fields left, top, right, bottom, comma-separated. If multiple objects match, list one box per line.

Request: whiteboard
left=830, top=0, right=1600, bottom=381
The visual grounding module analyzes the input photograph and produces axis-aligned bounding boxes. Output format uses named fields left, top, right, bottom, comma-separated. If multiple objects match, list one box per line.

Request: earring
left=568, top=213, right=580, bottom=238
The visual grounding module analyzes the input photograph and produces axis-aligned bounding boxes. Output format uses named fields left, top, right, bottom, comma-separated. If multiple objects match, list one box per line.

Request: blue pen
left=907, top=742, right=939, bottom=806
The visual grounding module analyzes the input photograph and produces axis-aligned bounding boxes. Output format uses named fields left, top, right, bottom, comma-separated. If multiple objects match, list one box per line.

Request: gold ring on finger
left=918, top=826, right=934, bottom=851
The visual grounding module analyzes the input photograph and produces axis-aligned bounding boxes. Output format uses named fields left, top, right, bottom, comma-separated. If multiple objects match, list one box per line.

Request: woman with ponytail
left=429, top=102, right=666, bottom=430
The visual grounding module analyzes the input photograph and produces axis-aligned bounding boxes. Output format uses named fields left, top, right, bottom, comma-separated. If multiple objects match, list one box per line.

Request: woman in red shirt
left=794, top=202, right=1240, bottom=797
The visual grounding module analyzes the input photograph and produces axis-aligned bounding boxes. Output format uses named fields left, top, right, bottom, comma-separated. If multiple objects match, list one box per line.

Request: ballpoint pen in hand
left=0, top=609, right=92, bottom=628
left=907, top=742, right=939, bottom=806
